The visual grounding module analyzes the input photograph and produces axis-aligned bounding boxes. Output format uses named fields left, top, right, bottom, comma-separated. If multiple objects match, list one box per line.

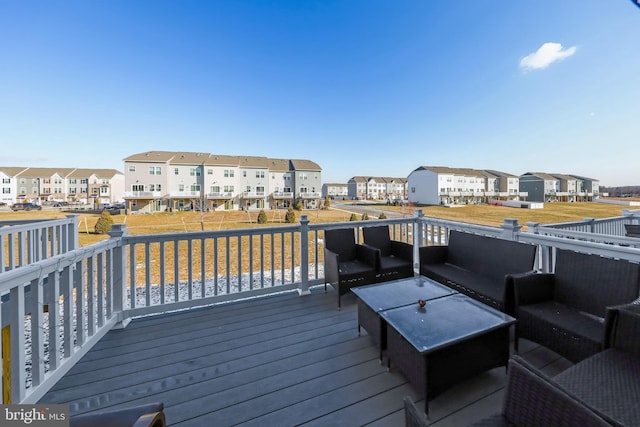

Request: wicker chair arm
left=355, top=243, right=379, bottom=267
left=390, top=240, right=413, bottom=261
left=604, top=303, right=640, bottom=356
left=419, top=245, right=448, bottom=265
left=512, top=272, right=555, bottom=306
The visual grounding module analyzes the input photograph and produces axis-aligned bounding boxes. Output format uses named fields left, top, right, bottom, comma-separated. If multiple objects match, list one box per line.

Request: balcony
left=241, top=191, right=266, bottom=199
left=299, top=192, right=321, bottom=199
left=169, top=191, right=202, bottom=198
left=123, top=191, right=163, bottom=199
left=206, top=192, right=234, bottom=199
left=3, top=212, right=640, bottom=424
left=271, top=191, right=294, bottom=199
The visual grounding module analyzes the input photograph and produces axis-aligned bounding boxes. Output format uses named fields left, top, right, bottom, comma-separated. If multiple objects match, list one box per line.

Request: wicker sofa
left=419, top=230, right=537, bottom=313
left=513, top=249, right=640, bottom=363
left=467, top=356, right=615, bottom=426
left=553, top=303, right=640, bottom=426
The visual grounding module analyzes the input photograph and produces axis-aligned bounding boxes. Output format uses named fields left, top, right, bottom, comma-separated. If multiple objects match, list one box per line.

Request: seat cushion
left=379, top=255, right=412, bottom=272
left=517, top=301, right=604, bottom=362
left=555, top=349, right=640, bottom=426
left=421, top=263, right=505, bottom=310
left=338, top=260, right=374, bottom=281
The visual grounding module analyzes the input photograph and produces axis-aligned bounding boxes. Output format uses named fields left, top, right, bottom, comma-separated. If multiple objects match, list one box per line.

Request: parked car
left=11, top=203, right=42, bottom=211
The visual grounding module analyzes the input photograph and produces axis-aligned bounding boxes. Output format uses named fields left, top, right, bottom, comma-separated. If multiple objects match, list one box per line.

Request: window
left=149, top=184, right=162, bottom=191
left=2, top=188, right=10, bottom=194
left=43, top=178, right=50, bottom=184
left=81, top=179, right=88, bottom=184
left=178, top=184, right=184, bottom=192
left=128, top=165, right=136, bottom=172
left=272, top=174, right=275, bottom=179
left=20, top=179, right=26, bottom=184
left=256, top=186, right=264, bottom=193
left=256, top=171, right=265, bottom=178
left=92, top=188, right=98, bottom=195
left=132, top=184, right=144, bottom=191
left=224, top=185, right=234, bottom=192
left=210, top=185, right=220, bottom=193
left=224, top=169, right=234, bottom=177
left=190, top=168, right=201, bottom=176
left=243, top=171, right=247, bottom=177
left=54, top=188, right=62, bottom=194
left=54, top=178, right=62, bottom=184
left=2, top=178, right=10, bottom=184
left=19, top=187, right=26, bottom=193
left=411, top=187, right=416, bottom=193
left=190, top=184, right=200, bottom=191
left=246, top=186, right=251, bottom=192
left=207, top=169, right=213, bottom=175
left=70, top=188, right=76, bottom=194
left=149, top=166, right=161, bottom=175
left=69, top=179, right=76, bottom=184
left=300, top=187, right=307, bottom=193
left=43, top=187, right=51, bottom=194
left=100, top=187, right=108, bottom=194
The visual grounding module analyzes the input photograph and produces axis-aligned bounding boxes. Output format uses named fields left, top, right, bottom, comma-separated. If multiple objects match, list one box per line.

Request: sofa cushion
left=555, top=348, right=640, bottom=426
left=553, top=249, right=640, bottom=317
left=422, top=263, right=505, bottom=311
left=338, top=260, right=373, bottom=280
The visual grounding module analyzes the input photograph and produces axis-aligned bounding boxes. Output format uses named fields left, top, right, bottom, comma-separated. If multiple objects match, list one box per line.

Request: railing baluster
left=61, top=265, right=73, bottom=358
left=173, top=240, right=179, bottom=302
left=87, top=254, right=95, bottom=337
left=46, top=271, right=60, bottom=371
left=145, top=243, right=151, bottom=307
left=213, top=237, right=218, bottom=296
left=30, top=277, right=44, bottom=387
left=237, top=236, right=242, bottom=291
left=9, top=283, right=26, bottom=403
left=249, top=235, right=254, bottom=290
left=159, top=242, right=166, bottom=304
left=129, top=244, right=136, bottom=309
left=200, top=238, right=206, bottom=297
left=187, top=239, right=193, bottom=300
left=96, top=253, right=103, bottom=328
left=226, top=236, right=231, bottom=294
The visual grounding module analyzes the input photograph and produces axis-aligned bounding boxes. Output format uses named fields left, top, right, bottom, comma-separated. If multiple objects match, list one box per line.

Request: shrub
left=349, top=213, right=359, bottom=221
left=361, top=212, right=369, bottom=220
left=95, top=210, right=114, bottom=234
left=257, top=209, right=267, bottom=224
left=295, top=200, right=303, bottom=211
left=285, top=206, right=297, bottom=223
left=323, top=196, right=330, bottom=209
left=378, top=212, right=387, bottom=219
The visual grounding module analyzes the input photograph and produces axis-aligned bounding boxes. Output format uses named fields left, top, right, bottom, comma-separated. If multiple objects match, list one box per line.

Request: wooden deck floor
left=39, top=287, right=573, bottom=426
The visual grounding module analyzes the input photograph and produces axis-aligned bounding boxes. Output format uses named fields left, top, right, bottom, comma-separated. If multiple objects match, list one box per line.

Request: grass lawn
left=0, top=201, right=634, bottom=246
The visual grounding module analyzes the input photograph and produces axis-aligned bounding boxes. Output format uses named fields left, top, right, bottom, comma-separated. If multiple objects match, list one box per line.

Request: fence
left=3, top=211, right=640, bottom=404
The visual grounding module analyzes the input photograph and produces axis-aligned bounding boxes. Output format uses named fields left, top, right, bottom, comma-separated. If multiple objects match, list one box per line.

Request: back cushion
left=447, top=231, right=536, bottom=281
left=554, top=249, right=640, bottom=316
left=363, top=226, right=391, bottom=256
left=325, top=228, right=357, bottom=261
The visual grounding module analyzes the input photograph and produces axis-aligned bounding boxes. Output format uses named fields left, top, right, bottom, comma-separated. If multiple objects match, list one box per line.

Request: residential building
left=520, top=172, right=598, bottom=202
left=407, top=166, right=528, bottom=205
left=0, top=167, right=27, bottom=205
left=122, top=151, right=322, bottom=212
left=0, top=167, right=124, bottom=205
left=322, top=183, right=348, bottom=199
left=347, top=176, right=407, bottom=200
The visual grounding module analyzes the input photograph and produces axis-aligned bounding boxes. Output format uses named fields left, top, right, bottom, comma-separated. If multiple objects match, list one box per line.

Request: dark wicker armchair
left=624, top=224, right=640, bottom=238
left=403, top=396, right=428, bottom=427
left=468, top=356, right=613, bottom=426
left=363, top=225, right=414, bottom=281
left=513, top=248, right=640, bottom=363
left=553, top=303, right=640, bottom=425
left=70, top=402, right=166, bottom=427
left=324, top=227, right=378, bottom=308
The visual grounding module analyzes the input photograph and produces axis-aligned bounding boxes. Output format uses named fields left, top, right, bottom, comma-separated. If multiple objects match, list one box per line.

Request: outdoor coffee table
left=351, top=276, right=457, bottom=361
left=382, top=293, right=516, bottom=415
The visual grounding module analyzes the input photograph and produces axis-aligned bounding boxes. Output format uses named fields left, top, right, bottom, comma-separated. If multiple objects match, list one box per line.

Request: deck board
left=39, top=288, right=571, bottom=426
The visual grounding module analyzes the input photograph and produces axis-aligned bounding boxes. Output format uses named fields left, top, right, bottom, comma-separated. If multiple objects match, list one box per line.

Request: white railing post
left=66, top=215, right=79, bottom=251
left=413, top=210, right=424, bottom=275
left=500, top=218, right=521, bottom=241
left=108, top=224, right=130, bottom=329
left=299, top=215, right=310, bottom=296
left=527, top=221, right=551, bottom=272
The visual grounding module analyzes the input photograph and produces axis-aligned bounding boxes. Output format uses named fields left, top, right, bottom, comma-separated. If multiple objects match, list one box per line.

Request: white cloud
left=519, top=42, right=577, bottom=71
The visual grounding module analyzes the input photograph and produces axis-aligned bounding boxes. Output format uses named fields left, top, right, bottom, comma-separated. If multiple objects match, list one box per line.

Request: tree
left=323, top=196, right=330, bottom=210
left=295, top=200, right=303, bottom=211
left=378, top=212, right=387, bottom=219
left=349, top=213, right=359, bottom=221
left=94, top=210, right=114, bottom=234
left=285, top=206, right=297, bottom=223
left=257, top=209, right=267, bottom=224
left=361, top=212, right=369, bottom=220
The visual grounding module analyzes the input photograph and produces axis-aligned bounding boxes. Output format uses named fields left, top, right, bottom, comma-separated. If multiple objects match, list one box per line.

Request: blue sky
left=1, top=1, right=639, bottom=186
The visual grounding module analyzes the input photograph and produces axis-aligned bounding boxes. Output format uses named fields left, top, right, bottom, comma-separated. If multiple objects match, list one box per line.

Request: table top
left=351, top=276, right=456, bottom=312
left=382, top=293, right=516, bottom=354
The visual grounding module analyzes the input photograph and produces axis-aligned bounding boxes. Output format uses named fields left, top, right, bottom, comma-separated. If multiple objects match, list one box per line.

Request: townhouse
left=407, top=166, right=528, bottom=205
left=346, top=176, right=407, bottom=201
left=519, top=172, right=599, bottom=202
left=322, top=183, right=348, bottom=199
left=122, top=151, right=322, bottom=213
left=0, top=167, right=124, bottom=206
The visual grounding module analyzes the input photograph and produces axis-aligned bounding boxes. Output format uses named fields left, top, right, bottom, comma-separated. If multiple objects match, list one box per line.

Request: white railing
left=0, top=216, right=78, bottom=273
left=4, top=211, right=640, bottom=404
left=122, top=191, right=162, bottom=198
left=168, top=191, right=201, bottom=198
left=271, top=192, right=294, bottom=199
